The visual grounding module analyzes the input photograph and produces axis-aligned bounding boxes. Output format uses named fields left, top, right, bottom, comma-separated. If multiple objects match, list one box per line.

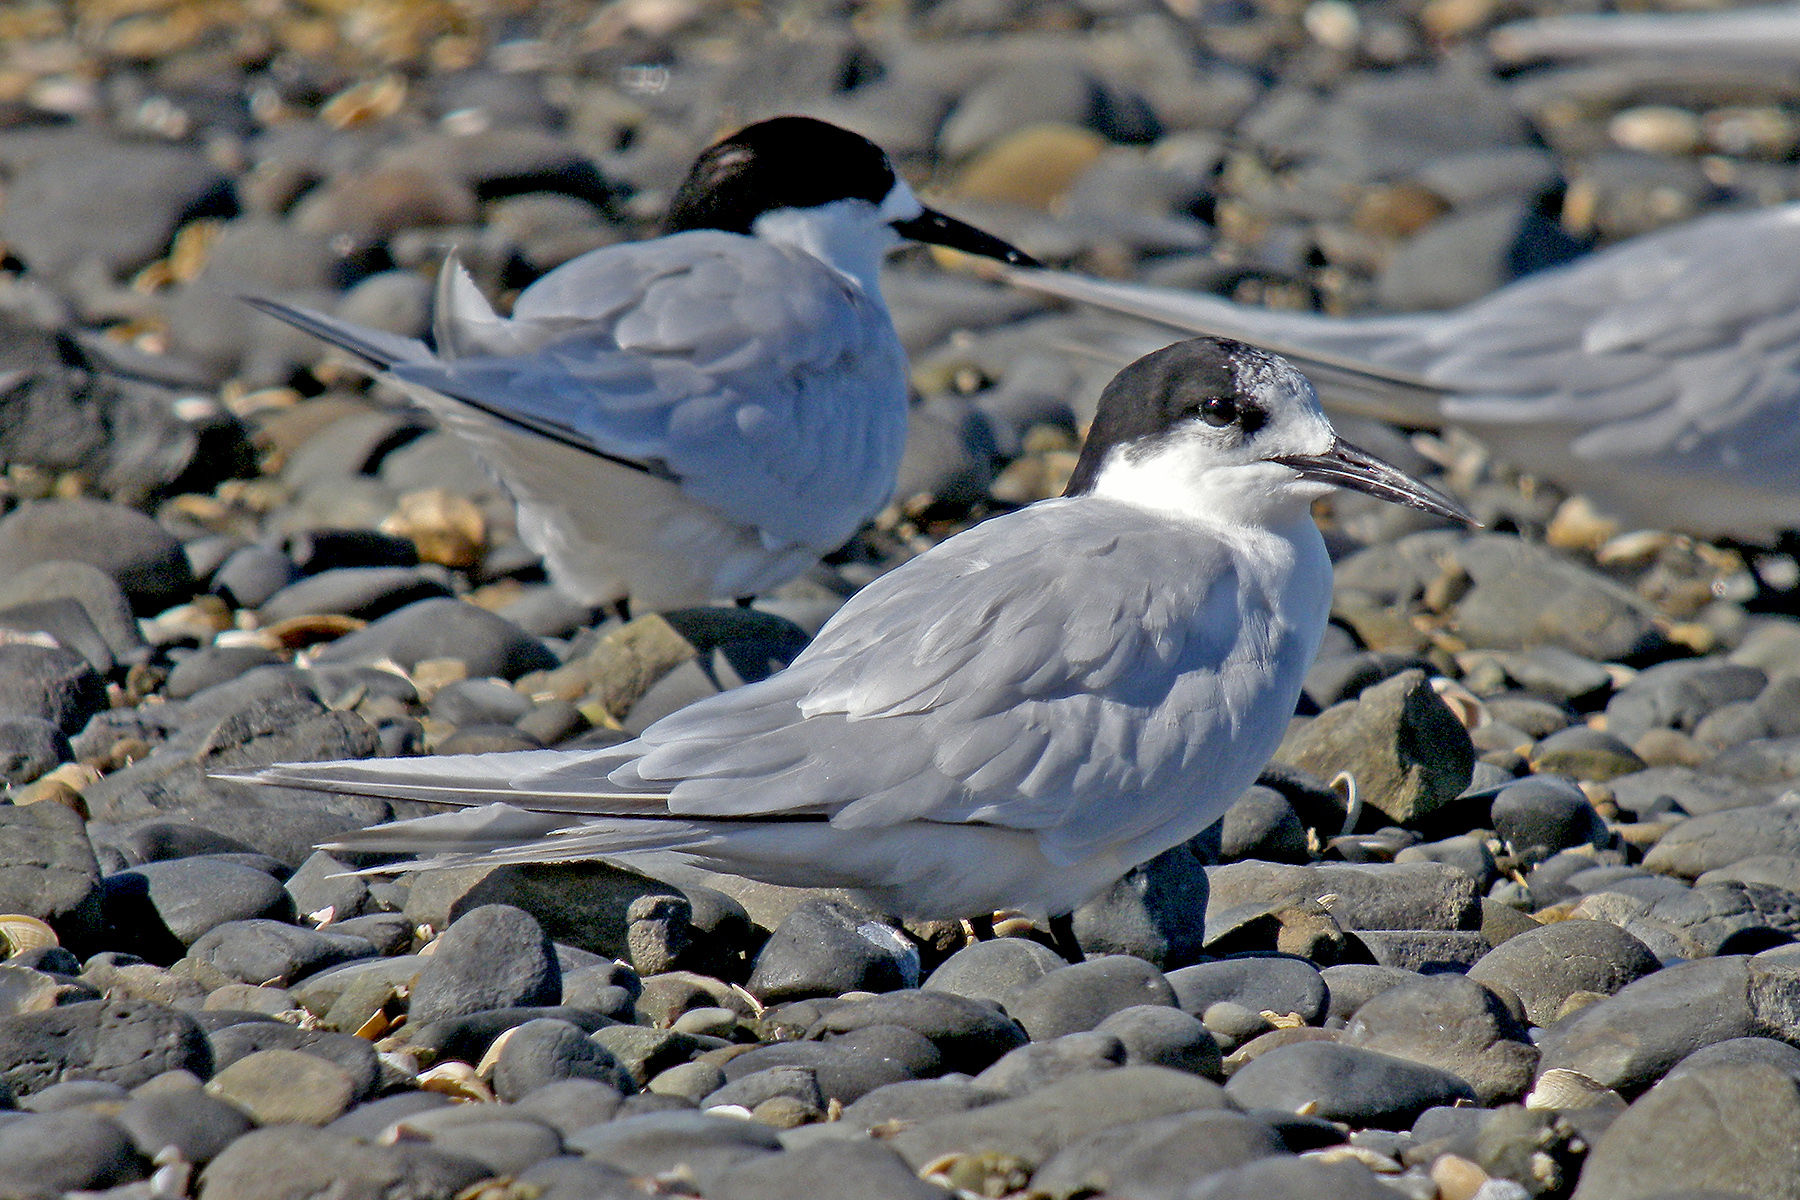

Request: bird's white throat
left=752, top=199, right=902, bottom=298
left=1089, top=431, right=1328, bottom=530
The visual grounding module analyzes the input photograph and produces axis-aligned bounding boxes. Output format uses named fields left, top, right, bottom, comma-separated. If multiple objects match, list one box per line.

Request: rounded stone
left=1468, top=919, right=1662, bottom=1027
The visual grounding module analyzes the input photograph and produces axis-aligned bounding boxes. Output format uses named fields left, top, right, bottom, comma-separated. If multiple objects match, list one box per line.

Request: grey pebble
left=210, top=544, right=299, bottom=609
left=0, top=561, right=144, bottom=672
left=589, top=1025, right=705, bottom=1089
left=1208, top=860, right=1481, bottom=933
left=745, top=899, right=918, bottom=1003
left=1093, top=1004, right=1222, bottom=1076
left=1071, top=844, right=1210, bottom=967
left=1165, top=956, right=1329, bottom=1024
left=493, top=1019, right=633, bottom=1102
left=102, top=856, right=295, bottom=957
left=0, top=643, right=105, bottom=737
left=722, top=1024, right=942, bottom=1104
left=1538, top=954, right=1800, bottom=1092
left=0, top=715, right=69, bottom=786
left=887, top=1065, right=1229, bottom=1174
left=207, top=1022, right=380, bottom=1100
left=0, top=499, right=192, bottom=614
left=703, top=1064, right=825, bottom=1112
left=973, top=1030, right=1127, bottom=1097
left=313, top=596, right=557, bottom=679
left=924, top=936, right=1067, bottom=1005
left=0, top=1109, right=144, bottom=1196
left=1467, top=919, right=1661, bottom=1027
left=113, top=1085, right=253, bottom=1165
left=0, top=801, right=103, bottom=947
left=813, top=988, right=1027, bottom=1075
left=260, top=565, right=452, bottom=623
left=1224, top=1041, right=1477, bottom=1129
left=408, top=903, right=560, bottom=1027
left=0, top=1000, right=210, bottom=1099
left=1033, top=1109, right=1288, bottom=1200
left=1491, top=776, right=1609, bottom=859
left=283, top=850, right=369, bottom=922
left=1341, top=974, right=1537, bottom=1104
left=196, top=1126, right=490, bottom=1200
left=512, top=1156, right=645, bottom=1200
left=163, top=646, right=285, bottom=700
left=1572, top=1063, right=1800, bottom=1200
left=508, top=1077, right=628, bottom=1135
left=1004, top=955, right=1177, bottom=1042
left=396, top=1111, right=564, bottom=1176
left=187, top=919, right=375, bottom=988
left=706, top=1138, right=944, bottom=1200
left=1186, top=1155, right=1399, bottom=1200
left=563, top=1110, right=783, bottom=1191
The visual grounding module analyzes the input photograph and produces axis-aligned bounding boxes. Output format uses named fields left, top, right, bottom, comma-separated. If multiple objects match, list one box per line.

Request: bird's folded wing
left=1419, top=205, right=1800, bottom=471
left=1003, top=266, right=1447, bottom=427
left=387, top=233, right=905, bottom=550
left=557, top=499, right=1263, bottom=862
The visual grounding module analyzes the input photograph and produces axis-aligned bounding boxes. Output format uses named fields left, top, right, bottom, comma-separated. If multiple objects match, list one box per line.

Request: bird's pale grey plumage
left=243, top=337, right=1470, bottom=920
left=1490, top=3, right=1800, bottom=62
left=246, top=116, right=1035, bottom=611
left=251, top=235, right=907, bottom=608
left=1008, top=203, right=1800, bottom=540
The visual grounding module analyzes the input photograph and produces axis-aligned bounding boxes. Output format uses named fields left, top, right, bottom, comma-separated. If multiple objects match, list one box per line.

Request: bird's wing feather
left=1004, top=266, right=1449, bottom=426
left=382, top=232, right=907, bottom=551
left=1419, top=205, right=1800, bottom=478
left=254, top=500, right=1300, bottom=867
left=568, top=499, right=1287, bottom=861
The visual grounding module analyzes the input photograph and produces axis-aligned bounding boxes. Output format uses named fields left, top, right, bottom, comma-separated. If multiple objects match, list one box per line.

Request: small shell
left=0, top=914, right=58, bottom=958
left=1526, top=1068, right=1625, bottom=1111
left=416, top=1061, right=493, bottom=1103
left=475, top=1025, right=521, bottom=1079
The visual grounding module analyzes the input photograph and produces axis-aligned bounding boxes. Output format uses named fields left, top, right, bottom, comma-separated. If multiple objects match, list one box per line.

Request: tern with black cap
left=240, top=338, right=1471, bottom=922
left=246, top=116, right=1037, bottom=612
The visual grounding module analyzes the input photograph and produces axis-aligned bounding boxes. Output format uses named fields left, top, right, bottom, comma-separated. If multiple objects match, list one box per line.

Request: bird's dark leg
left=1047, top=914, right=1084, bottom=963
left=734, top=596, right=756, bottom=609
left=609, top=598, right=632, bottom=623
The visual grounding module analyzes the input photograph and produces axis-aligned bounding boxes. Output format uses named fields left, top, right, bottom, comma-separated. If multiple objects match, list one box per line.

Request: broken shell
left=1526, top=1067, right=1626, bottom=1111
left=416, top=1060, right=493, bottom=1102
left=0, top=914, right=58, bottom=958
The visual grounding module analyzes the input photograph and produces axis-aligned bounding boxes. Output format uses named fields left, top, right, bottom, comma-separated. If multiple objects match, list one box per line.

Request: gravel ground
left=2, top=1, right=1800, bottom=1197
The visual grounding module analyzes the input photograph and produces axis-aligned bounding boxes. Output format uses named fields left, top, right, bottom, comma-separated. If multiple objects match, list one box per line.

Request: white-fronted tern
left=241, top=338, right=1470, bottom=921
left=246, top=116, right=1036, bottom=612
left=1006, top=205, right=1800, bottom=541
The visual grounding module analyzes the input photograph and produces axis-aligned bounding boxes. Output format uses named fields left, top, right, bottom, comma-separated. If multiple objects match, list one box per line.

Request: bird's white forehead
left=878, top=178, right=924, bottom=222
left=1229, top=349, right=1313, bottom=410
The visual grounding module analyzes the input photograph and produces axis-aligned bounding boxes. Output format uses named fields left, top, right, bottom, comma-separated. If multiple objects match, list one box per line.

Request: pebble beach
left=3, top=0, right=1800, bottom=1197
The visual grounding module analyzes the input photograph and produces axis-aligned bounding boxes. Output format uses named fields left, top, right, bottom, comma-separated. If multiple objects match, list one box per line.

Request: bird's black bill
left=892, top=207, right=1041, bottom=267
left=1274, top=438, right=1476, bottom=524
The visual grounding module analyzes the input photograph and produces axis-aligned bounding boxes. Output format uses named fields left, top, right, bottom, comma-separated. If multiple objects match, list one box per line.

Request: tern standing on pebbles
left=246, top=116, right=1037, bottom=612
left=244, top=338, right=1471, bottom=922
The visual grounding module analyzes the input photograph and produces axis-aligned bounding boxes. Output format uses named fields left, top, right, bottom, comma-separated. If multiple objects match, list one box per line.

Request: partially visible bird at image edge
left=1005, top=204, right=1800, bottom=541
left=244, top=115, right=1038, bottom=612
left=239, top=338, right=1472, bottom=922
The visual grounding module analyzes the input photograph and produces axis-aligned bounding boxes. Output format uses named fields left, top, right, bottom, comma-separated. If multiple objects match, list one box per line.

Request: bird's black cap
left=1065, top=338, right=1269, bottom=496
left=666, top=116, right=897, bottom=236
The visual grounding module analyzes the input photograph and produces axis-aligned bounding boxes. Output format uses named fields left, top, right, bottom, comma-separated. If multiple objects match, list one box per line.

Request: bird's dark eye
left=1194, top=395, right=1238, bottom=427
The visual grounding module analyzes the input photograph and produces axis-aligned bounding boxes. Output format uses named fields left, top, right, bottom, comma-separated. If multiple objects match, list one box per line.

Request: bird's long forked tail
left=222, top=753, right=718, bottom=873
left=240, top=295, right=432, bottom=371
left=1005, top=266, right=1451, bottom=429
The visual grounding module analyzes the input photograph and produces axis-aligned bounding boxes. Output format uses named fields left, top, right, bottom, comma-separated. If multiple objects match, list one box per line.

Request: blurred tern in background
left=241, top=338, right=1470, bottom=921
left=1005, top=205, right=1800, bottom=541
left=1490, top=4, right=1800, bottom=63
left=247, top=116, right=1036, bottom=613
